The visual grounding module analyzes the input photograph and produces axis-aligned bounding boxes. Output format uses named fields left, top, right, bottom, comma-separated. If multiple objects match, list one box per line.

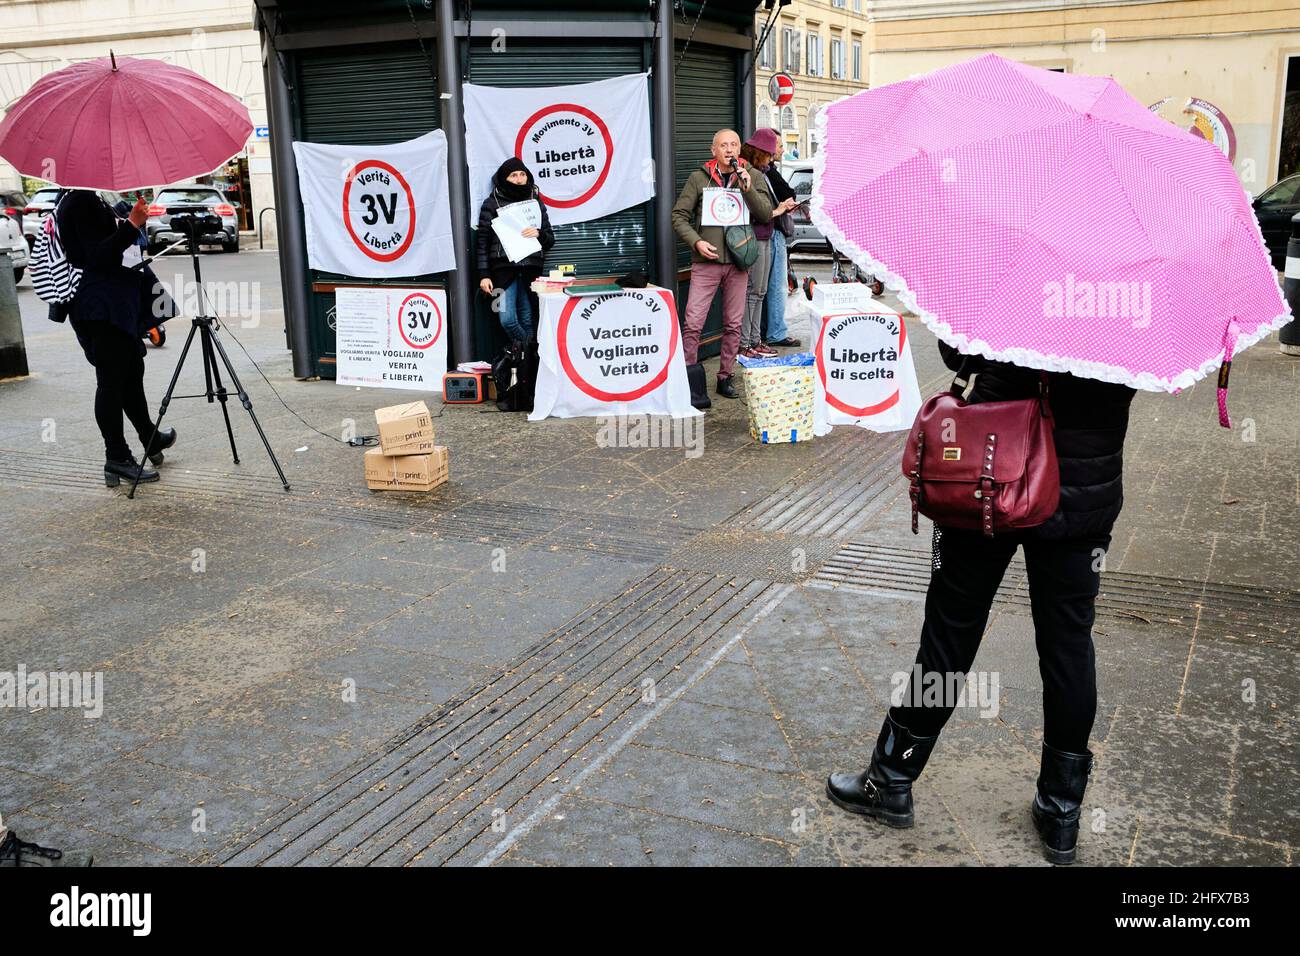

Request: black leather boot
left=716, top=375, right=738, bottom=399
left=141, top=426, right=177, bottom=466
left=826, top=712, right=939, bottom=828
left=104, top=457, right=158, bottom=488
left=1031, top=743, right=1093, bottom=865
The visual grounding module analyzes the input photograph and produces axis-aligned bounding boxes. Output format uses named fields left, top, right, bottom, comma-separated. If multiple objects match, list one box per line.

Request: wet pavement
left=0, top=250, right=1296, bottom=866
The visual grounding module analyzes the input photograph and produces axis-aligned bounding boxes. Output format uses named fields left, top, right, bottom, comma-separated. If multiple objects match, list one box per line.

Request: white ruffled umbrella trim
left=808, top=94, right=1293, bottom=395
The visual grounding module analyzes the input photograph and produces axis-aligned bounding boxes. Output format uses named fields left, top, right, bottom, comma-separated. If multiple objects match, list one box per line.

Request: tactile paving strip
left=811, top=541, right=1300, bottom=640
left=223, top=568, right=777, bottom=866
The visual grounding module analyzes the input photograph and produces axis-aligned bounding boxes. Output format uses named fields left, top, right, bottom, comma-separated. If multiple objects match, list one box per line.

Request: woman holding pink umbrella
left=814, top=54, right=1289, bottom=864
left=0, top=52, right=252, bottom=489
left=827, top=346, right=1135, bottom=864
left=56, top=190, right=178, bottom=485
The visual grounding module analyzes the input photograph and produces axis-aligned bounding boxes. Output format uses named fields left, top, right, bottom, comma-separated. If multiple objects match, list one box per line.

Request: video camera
left=165, top=205, right=223, bottom=245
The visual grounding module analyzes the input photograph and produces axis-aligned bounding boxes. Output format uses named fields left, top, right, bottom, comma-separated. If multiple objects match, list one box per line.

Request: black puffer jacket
left=474, top=182, right=555, bottom=290
left=939, top=342, right=1136, bottom=540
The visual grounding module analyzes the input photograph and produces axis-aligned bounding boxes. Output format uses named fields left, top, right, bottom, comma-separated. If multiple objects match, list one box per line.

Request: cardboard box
left=364, top=446, right=450, bottom=492
left=374, top=401, right=435, bottom=456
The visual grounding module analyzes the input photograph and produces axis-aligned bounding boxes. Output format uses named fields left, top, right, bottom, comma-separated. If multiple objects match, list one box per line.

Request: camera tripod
left=128, top=216, right=290, bottom=498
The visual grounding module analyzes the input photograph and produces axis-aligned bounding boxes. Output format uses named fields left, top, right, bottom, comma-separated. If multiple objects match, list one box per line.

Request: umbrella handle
left=1217, top=319, right=1239, bottom=430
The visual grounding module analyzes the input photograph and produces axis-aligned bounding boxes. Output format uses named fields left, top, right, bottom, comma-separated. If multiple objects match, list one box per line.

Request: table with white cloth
left=529, top=286, right=701, bottom=421
left=805, top=284, right=922, bottom=436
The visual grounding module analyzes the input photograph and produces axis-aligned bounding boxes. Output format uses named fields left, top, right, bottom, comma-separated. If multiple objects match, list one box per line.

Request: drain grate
left=811, top=541, right=1300, bottom=640
left=224, top=568, right=776, bottom=866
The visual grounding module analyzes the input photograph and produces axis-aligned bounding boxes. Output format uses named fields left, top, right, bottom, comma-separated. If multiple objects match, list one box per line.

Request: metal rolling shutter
left=674, top=44, right=739, bottom=272
left=297, top=46, right=441, bottom=145
left=467, top=42, right=650, bottom=279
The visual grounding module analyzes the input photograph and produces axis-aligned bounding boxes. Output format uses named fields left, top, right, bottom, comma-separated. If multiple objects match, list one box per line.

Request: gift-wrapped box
left=742, top=364, right=815, bottom=444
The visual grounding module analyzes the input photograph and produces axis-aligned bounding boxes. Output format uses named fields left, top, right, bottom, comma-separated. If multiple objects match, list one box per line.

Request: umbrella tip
left=110, top=50, right=117, bottom=71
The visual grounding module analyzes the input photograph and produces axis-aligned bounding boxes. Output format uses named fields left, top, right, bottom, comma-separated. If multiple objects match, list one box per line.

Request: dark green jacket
left=672, top=160, right=774, bottom=266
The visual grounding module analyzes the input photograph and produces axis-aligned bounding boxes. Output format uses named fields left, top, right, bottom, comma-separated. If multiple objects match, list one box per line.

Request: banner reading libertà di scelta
left=293, top=130, right=456, bottom=278
left=464, top=73, right=654, bottom=227
left=807, top=289, right=921, bottom=436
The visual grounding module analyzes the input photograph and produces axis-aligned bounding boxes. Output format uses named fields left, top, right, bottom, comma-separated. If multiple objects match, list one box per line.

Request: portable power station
left=443, top=371, right=490, bottom=404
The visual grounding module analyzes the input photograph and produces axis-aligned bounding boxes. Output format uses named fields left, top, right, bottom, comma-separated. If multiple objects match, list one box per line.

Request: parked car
left=781, top=161, right=830, bottom=254
left=146, top=185, right=239, bottom=253
left=22, top=187, right=127, bottom=249
left=1, top=188, right=26, bottom=233
left=1, top=213, right=29, bottom=282
left=1252, top=172, right=1300, bottom=270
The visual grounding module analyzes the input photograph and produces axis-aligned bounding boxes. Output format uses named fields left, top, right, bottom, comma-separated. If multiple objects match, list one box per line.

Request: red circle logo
left=396, top=292, right=442, bottom=350
left=816, top=312, right=907, bottom=417
left=514, top=103, right=614, bottom=210
left=342, top=159, right=416, bottom=262
left=706, top=190, right=745, bottom=226
left=556, top=291, right=678, bottom=403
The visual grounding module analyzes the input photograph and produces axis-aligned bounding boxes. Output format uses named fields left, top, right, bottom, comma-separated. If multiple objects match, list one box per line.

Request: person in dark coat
left=475, top=158, right=555, bottom=346
left=56, top=190, right=177, bottom=486
left=760, top=133, right=800, bottom=349
left=827, top=341, right=1136, bottom=865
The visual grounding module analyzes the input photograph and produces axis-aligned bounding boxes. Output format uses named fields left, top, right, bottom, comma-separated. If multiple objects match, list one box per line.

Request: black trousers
left=890, top=525, right=1108, bottom=754
left=70, top=319, right=153, bottom=462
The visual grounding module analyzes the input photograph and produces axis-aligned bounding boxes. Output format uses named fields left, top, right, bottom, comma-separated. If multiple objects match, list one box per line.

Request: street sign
left=255, top=126, right=269, bottom=140
left=768, top=72, right=795, bottom=107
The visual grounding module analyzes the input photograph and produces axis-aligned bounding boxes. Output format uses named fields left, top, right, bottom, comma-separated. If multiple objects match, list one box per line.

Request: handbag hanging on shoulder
left=716, top=166, right=758, bottom=270
left=724, top=224, right=759, bottom=269
left=901, top=364, right=1060, bottom=537
left=30, top=193, right=82, bottom=308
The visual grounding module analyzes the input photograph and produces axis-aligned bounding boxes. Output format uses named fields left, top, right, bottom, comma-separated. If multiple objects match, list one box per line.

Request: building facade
left=868, top=0, right=1300, bottom=193
left=0, top=0, right=275, bottom=238
left=754, top=0, right=872, bottom=159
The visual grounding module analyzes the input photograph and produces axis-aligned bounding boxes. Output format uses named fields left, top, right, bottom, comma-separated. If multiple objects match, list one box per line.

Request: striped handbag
left=30, top=196, right=82, bottom=306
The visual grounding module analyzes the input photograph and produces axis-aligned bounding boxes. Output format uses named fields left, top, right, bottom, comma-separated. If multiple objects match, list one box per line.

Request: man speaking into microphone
left=671, top=129, right=774, bottom=400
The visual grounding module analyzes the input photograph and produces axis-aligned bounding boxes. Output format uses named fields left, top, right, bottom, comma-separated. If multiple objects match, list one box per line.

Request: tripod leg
left=129, top=319, right=201, bottom=500
left=201, top=324, right=240, bottom=465
left=206, top=328, right=292, bottom=492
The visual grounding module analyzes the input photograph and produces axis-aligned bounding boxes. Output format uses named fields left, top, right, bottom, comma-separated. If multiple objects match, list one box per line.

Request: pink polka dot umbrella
left=811, top=54, right=1289, bottom=425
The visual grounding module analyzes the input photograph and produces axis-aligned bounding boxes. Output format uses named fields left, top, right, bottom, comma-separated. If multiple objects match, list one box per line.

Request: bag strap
left=952, top=355, right=977, bottom=401
left=1037, top=370, right=1052, bottom=418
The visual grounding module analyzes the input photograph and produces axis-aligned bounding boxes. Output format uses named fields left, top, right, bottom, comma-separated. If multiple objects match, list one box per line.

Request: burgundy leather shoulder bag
left=901, top=367, right=1060, bottom=537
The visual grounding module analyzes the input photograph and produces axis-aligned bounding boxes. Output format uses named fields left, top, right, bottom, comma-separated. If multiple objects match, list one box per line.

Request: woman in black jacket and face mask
left=475, top=158, right=555, bottom=346
left=828, top=341, right=1136, bottom=865
left=56, top=190, right=177, bottom=487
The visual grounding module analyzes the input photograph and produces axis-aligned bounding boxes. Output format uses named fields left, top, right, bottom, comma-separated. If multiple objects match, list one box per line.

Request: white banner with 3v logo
left=334, top=286, right=448, bottom=394
left=294, top=130, right=456, bottom=278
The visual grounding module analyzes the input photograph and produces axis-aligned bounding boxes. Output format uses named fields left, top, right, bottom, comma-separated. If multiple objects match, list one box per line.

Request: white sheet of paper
left=701, top=187, right=749, bottom=227
left=491, top=216, right=542, bottom=263
left=497, top=200, right=541, bottom=230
